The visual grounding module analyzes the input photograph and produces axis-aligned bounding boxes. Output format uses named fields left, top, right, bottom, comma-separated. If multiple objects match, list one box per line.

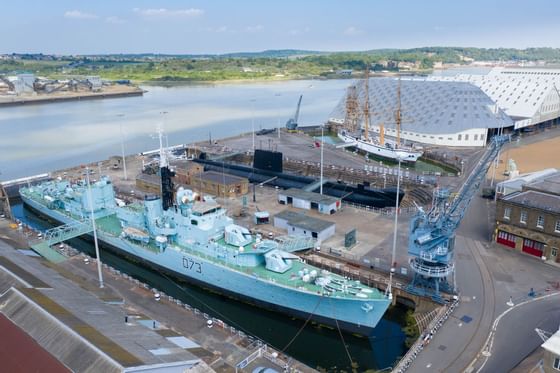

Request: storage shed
left=274, top=210, right=335, bottom=243
left=277, top=188, right=340, bottom=214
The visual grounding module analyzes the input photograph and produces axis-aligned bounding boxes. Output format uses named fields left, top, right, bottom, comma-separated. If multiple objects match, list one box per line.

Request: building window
left=552, top=248, right=558, bottom=257
left=536, top=215, right=544, bottom=228
left=520, top=210, right=527, bottom=224
left=465, top=134, right=469, bottom=141
left=474, top=134, right=478, bottom=141
left=503, top=207, right=511, bottom=220
left=555, top=220, right=560, bottom=232
left=554, top=357, right=560, bottom=370
left=458, top=134, right=462, bottom=141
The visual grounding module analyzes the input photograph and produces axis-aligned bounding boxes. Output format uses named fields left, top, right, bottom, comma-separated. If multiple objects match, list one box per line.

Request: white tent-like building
left=429, top=67, right=560, bottom=130
left=328, top=77, right=513, bottom=147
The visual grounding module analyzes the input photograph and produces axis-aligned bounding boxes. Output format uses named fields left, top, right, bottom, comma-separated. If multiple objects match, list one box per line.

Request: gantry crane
left=407, top=134, right=510, bottom=302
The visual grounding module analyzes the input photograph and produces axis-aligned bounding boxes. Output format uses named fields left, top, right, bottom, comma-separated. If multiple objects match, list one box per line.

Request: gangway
left=30, top=220, right=94, bottom=262
left=303, top=179, right=328, bottom=192
left=335, top=141, right=357, bottom=149
left=275, top=235, right=316, bottom=253
left=407, top=135, right=509, bottom=302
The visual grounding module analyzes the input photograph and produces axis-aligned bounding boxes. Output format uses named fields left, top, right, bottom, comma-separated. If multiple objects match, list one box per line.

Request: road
left=406, top=185, right=560, bottom=372
left=478, top=293, right=560, bottom=372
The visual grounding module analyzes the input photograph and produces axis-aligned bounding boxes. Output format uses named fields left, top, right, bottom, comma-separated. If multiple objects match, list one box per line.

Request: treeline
left=2, top=47, right=560, bottom=82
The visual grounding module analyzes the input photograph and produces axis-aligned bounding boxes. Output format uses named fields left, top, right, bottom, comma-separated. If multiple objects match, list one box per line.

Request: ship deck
left=22, top=190, right=386, bottom=302
left=249, top=259, right=386, bottom=301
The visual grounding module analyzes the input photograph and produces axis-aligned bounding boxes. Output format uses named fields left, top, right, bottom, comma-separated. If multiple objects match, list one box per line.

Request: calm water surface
left=0, top=80, right=350, bottom=180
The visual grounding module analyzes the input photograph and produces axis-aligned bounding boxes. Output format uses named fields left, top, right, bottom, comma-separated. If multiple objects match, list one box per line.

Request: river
left=0, top=80, right=351, bottom=180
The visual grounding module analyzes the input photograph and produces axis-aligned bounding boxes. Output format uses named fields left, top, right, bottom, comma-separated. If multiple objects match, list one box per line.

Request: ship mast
left=363, top=66, right=370, bottom=142
left=344, top=85, right=359, bottom=132
left=395, top=77, right=402, bottom=148
left=379, top=122, right=385, bottom=145
left=158, top=125, right=175, bottom=211
left=158, top=126, right=168, bottom=168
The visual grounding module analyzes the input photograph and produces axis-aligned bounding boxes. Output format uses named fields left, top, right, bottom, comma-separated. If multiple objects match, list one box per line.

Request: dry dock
left=0, top=217, right=314, bottom=373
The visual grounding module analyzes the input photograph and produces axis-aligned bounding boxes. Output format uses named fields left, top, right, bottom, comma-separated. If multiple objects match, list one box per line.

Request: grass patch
left=402, top=309, right=420, bottom=348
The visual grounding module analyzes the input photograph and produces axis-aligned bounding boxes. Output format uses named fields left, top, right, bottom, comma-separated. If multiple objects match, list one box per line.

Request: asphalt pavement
left=477, top=293, right=560, bottom=372
left=406, top=186, right=560, bottom=373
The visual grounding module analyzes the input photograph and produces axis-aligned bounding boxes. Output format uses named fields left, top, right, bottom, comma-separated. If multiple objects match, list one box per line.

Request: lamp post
left=386, top=152, right=406, bottom=300
left=116, top=114, right=128, bottom=180
left=490, top=112, right=504, bottom=188
left=85, top=165, right=104, bottom=288
left=320, top=124, right=324, bottom=195
left=120, top=124, right=128, bottom=180
left=250, top=99, right=256, bottom=152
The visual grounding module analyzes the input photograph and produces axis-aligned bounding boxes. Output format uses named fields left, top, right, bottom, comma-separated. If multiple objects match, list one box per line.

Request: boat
left=19, top=133, right=390, bottom=335
left=337, top=70, right=423, bottom=163
left=337, top=130, right=423, bottom=162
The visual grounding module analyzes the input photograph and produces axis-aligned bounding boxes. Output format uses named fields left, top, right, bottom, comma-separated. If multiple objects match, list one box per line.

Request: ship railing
left=409, top=258, right=454, bottom=278
left=235, top=344, right=292, bottom=373
left=393, top=298, right=460, bottom=373
left=341, top=202, right=418, bottom=216
left=275, top=235, right=316, bottom=252
left=418, top=246, right=448, bottom=262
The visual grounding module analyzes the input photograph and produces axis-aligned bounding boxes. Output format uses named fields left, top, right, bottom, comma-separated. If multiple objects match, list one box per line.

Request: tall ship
left=337, top=70, right=423, bottom=163
left=19, top=134, right=390, bottom=335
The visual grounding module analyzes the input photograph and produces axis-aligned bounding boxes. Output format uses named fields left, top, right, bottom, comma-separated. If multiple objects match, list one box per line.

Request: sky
left=2, top=0, right=560, bottom=55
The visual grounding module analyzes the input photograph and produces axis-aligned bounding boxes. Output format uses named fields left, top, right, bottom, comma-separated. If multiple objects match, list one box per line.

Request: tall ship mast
left=363, top=66, right=371, bottom=142
left=343, top=85, right=360, bottom=133
left=395, top=77, right=403, bottom=147
left=337, top=72, right=423, bottom=163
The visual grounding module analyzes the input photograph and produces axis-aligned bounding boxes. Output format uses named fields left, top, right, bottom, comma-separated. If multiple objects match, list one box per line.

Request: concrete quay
left=0, top=85, right=144, bottom=107
left=0, top=216, right=315, bottom=373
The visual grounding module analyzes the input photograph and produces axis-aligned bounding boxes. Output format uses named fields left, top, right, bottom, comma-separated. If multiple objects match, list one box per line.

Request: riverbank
left=0, top=85, right=144, bottom=107
left=132, top=69, right=428, bottom=86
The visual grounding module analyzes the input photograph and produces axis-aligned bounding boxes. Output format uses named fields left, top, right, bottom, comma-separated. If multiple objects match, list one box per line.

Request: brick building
left=191, top=171, right=248, bottom=198
left=172, top=160, right=204, bottom=186
left=135, top=173, right=161, bottom=195
left=495, top=172, right=560, bottom=263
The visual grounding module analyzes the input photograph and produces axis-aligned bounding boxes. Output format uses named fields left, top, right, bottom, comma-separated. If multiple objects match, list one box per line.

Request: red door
left=522, top=238, right=544, bottom=257
left=497, top=230, right=516, bottom=248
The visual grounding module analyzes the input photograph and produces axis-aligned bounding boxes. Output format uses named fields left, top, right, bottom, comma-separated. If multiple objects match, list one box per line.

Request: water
left=0, top=80, right=350, bottom=180
left=12, top=202, right=407, bottom=371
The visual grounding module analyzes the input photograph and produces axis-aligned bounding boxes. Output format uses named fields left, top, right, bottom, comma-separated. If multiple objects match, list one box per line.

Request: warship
left=19, top=134, right=391, bottom=334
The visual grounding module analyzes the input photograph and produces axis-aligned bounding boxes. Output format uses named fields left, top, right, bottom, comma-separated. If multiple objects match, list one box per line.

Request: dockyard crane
left=407, top=134, right=509, bottom=302
left=285, top=95, right=303, bottom=131
left=0, top=75, right=14, bottom=91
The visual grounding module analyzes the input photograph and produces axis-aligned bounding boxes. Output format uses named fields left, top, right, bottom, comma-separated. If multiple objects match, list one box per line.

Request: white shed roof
left=429, top=67, right=560, bottom=121
left=542, top=329, right=560, bottom=354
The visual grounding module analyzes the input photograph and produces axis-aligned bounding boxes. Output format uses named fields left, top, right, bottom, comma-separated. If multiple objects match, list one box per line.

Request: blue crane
left=285, top=95, right=303, bottom=131
left=407, top=135, right=509, bottom=302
